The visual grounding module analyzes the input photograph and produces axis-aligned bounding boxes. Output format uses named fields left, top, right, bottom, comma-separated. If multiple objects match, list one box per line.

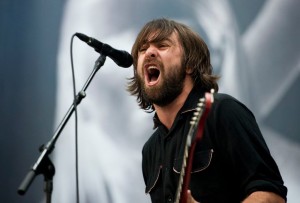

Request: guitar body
left=175, top=90, right=214, bottom=203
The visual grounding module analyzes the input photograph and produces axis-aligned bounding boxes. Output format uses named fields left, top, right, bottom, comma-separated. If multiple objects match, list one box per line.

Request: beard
left=137, top=62, right=186, bottom=107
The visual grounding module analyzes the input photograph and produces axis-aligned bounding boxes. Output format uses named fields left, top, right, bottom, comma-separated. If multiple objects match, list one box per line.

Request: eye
left=139, top=44, right=148, bottom=52
left=158, top=41, right=170, bottom=49
left=139, top=48, right=146, bottom=52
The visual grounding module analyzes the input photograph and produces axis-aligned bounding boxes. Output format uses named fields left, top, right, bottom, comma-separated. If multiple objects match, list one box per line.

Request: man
left=127, top=18, right=287, bottom=203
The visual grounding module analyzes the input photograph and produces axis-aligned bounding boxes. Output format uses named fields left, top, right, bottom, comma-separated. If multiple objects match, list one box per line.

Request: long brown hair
left=128, top=18, right=219, bottom=111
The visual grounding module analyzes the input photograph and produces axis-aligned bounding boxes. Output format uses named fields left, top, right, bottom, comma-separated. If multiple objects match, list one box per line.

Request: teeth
left=146, top=66, right=159, bottom=75
left=148, top=66, right=158, bottom=70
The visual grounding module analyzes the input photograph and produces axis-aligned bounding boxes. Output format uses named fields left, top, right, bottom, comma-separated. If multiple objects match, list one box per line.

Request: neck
left=154, top=76, right=194, bottom=130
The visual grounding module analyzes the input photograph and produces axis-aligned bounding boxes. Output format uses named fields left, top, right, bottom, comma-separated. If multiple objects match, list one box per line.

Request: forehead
left=142, top=30, right=180, bottom=45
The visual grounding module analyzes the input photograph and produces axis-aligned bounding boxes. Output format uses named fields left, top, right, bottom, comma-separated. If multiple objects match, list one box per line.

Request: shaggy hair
left=127, top=18, right=219, bottom=111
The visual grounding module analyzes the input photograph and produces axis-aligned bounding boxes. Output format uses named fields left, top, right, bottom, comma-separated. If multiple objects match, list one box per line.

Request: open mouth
left=146, top=65, right=160, bottom=85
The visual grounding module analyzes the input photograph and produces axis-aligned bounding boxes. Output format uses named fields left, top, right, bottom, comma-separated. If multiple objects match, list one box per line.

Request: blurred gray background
left=1, top=0, right=299, bottom=202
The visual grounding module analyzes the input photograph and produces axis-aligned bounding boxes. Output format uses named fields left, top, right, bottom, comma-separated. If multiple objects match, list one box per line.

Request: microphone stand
left=17, top=54, right=107, bottom=203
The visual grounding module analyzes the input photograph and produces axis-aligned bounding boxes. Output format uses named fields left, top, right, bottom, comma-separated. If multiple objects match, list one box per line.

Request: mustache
left=142, top=58, right=162, bottom=68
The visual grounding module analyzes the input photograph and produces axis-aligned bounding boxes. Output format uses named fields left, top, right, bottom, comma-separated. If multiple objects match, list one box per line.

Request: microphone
left=75, top=32, right=133, bottom=68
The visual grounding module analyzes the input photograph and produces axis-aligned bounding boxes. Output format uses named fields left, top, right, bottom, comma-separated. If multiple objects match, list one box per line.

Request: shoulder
left=206, top=92, right=258, bottom=131
left=212, top=93, right=254, bottom=118
left=213, top=92, right=241, bottom=105
left=142, top=128, right=161, bottom=155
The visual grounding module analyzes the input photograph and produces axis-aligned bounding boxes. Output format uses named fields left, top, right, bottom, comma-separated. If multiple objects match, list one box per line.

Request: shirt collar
left=152, top=85, right=206, bottom=129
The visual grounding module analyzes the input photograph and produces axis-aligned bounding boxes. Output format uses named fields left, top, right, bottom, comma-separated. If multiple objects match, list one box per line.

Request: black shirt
left=142, top=87, right=287, bottom=203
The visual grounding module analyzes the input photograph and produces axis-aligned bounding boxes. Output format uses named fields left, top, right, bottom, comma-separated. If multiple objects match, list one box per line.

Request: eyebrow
left=142, top=37, right=174, bottom=48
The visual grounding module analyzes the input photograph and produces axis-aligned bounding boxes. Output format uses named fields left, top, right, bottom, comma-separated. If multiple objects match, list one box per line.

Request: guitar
left=174, top=89, right=214, bottom=203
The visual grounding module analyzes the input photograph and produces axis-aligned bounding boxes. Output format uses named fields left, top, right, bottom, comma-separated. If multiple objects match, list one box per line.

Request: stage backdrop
left=1, top=0, right=299, bottom=202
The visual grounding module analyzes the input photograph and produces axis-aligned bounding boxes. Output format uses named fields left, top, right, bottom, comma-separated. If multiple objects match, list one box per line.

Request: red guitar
left=174, top=90, right=214, bottom=203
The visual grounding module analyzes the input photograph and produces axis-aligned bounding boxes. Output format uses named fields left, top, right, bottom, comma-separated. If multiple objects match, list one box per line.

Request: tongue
left=150, top=75, right=158, bottom=82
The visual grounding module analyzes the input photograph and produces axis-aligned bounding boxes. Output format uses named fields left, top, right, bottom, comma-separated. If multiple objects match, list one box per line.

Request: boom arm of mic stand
left=17, top=55, right=106, bottom=196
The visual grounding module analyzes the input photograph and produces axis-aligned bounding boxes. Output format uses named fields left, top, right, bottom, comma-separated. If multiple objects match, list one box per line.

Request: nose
left=145, top=45, right=157, bottom=58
